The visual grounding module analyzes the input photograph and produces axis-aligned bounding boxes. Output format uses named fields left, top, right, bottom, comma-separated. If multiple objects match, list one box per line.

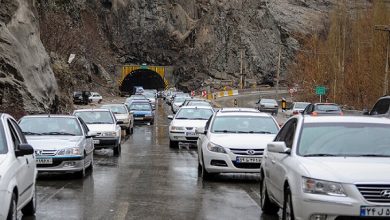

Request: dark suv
left=73, top=91, right=91, bottom=105
left=364, top=96, right=390, bottom=117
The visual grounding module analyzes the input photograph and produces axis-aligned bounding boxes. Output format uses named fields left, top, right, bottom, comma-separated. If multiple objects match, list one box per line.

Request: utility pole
left=375, top=25, right=390, bottom=95
left=276, top=46, right=281, bottom=99
left=240, top=49, right=243, bottom=89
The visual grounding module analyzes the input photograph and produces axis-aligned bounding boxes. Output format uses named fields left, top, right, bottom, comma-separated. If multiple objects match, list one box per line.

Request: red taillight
left=311, top=112, right=318, bottom=116
left=293, top=111, right=298, bottom=115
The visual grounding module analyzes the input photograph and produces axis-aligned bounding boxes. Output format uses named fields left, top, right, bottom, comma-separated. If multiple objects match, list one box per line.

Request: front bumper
left=203, top=149, right=261, bottom=173
left=169, top=130, right=199, bottom=143
left=36, top=156, right=84, bottom=173
left=93, top=136, right=120, bottom=149
left=133, top=116, right=153, bottom=122
left=292, top=184, right=386, bottom=220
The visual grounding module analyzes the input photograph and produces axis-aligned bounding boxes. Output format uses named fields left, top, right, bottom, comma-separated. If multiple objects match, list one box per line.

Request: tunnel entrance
left=120, top=69, right=165, bottom=94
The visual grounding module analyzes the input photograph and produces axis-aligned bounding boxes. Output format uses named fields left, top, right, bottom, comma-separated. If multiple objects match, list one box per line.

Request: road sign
left=202, top=91, right=207, bottom=97
left=315, top=86, right=326, bottom=95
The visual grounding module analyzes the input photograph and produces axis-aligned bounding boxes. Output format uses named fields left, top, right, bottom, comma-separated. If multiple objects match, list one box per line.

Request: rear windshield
left=187, top=101, right=211, bottom=107
left=102, top=105, right=128, bottom=114
left=0, top=124, right=7, bottom=154
left=19, top=117, right=83, bottom=136
left=295, top=103, right=310, bottom=109
left=74, top=111, right=114, bottom=124
left=298, top=123, right=390, bottom=156
left=174, top=97, right=187, bottom=102
left=315, top=104, right=341, bottom=112
left=130, top=103, right=152, bottom=111
left=261, top=99, right=277, bottom=104
left=211, top=116, right=279, bottom=134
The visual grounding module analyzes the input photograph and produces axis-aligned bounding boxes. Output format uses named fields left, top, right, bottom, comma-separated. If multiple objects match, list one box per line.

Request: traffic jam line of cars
left=0, top=89, right=157, bottom=219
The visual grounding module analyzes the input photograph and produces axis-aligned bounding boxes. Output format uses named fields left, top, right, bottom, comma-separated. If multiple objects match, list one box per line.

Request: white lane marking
left=40, top=183, right=70, bottom=205
left=114, top=201, right=129, bottom=220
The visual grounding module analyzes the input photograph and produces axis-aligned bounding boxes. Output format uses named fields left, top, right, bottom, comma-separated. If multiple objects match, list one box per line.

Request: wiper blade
left=23, top=131, right=42, bottom=135
left=41, top=132, right=76, bottom=136
left=243, top=131, right=273, bottom=134
left=191, top=118, right=208, bottom=120
left=303, top=153, right=339, bottom=157
left=175, top=117, right=189, bottom=119
left=325, top=110, right=340, bottom=112
left=90, top=122, right=110, bottom=124
left=355, top=154, right=390, bottom=157
left=214, top=130, right=237, bottom=133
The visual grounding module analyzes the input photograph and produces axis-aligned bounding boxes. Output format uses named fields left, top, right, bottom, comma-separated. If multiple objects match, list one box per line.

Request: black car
left=73, top=91, right=91, bottom=105
left=302, top=103, right=343, bottom=116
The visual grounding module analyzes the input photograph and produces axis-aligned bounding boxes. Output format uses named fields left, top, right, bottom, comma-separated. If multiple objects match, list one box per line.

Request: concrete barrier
left=210, top=90, right=239, bottom=99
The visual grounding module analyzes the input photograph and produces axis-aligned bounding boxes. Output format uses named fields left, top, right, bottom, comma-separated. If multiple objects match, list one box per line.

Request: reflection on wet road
left=24, top=99, right=279, bottom=220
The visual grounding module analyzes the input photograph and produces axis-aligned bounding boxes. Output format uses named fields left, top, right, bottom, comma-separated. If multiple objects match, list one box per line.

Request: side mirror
left=267, top=142, right=291, bottom=154
left=168, top=115, right=174, bottom=120
left=196, top=127, right=207, bottom=135
left=15, top=144, right=34, bottom=157
left=363, top=109, right=370, bottom=115
left=86, top=131, right=98, bottom=138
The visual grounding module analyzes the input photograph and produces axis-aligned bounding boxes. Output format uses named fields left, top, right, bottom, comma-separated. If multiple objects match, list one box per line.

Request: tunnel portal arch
left=120, top=69, right=166, bottom=93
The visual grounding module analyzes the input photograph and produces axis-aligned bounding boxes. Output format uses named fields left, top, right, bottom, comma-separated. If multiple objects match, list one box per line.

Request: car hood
left=173, top=102, right=184, bottom=106
left=171, top=119, right=208, bottom=128
left=299, top=157, right=390, bottom=183
left=86, top=124, right=117, bottom=132
left=26, top=135, right=84, bottom=150
left=115, top=114, right=129, bottom=120
left=210, top=133, right=275, bottom=149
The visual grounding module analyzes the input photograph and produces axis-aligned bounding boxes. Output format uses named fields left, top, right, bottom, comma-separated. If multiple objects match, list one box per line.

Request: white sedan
left=197, top=108, right=279, bottom=179
left=261, top=115, right=390, bottom=220
left=0, top=113, right=36, bottom=219
left=89, top=92, right=102, bottom=103
left=168, top=106, right=214, bottom=148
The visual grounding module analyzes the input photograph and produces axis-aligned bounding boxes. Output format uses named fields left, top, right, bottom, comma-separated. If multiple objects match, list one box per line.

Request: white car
left=285, top=102, right=310, bottom=117
left=18, top=115, right=95, bottom=178
left=0, top=114, right=36, bottom=219
left=74, top=109, right=122, bottom=156
left=101, top=104, right=134, bottom=134
left=168, top=106, right=214, bottom=148
left=89, top=92, right=103, bottom=103
left=261, top=115, right=390, bottom=220
left=171, top=96, right=189, bottom=113
left=197, top=108, right=279, bottom=179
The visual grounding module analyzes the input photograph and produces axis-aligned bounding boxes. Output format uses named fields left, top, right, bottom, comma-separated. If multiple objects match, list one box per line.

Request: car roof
left=302, top=115, right=390, bottom=124
left=179, top=106, right=214, bottom=110
left=73, top=108, right=111, bottom=112
left=101, top=104, right=126, bottom=107
left=21, top=114, right=78, bottom=118
left=216, top=110, right=271, bottom=117
left=219, top=107, right=259, bottom=113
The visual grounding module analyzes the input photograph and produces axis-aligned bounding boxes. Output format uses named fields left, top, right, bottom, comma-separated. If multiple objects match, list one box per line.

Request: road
left=22, top=98, right=280, bottom=220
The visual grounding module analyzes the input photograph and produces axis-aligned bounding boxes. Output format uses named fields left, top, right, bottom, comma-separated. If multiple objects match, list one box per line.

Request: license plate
left=185, top=132, right=197, bottom=137
left=135, top=117, right=143, bottom=120
left=93, top=139, right=100, bottom=144
left=36, top=158, right=53, bottom=164
left=236, top=157, right=261, bottom=163
left=361, top=206, right=390, bottom=216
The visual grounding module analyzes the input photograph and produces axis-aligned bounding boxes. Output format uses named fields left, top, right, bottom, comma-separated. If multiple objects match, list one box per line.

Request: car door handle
left=271, top=160, right=276, bottom=164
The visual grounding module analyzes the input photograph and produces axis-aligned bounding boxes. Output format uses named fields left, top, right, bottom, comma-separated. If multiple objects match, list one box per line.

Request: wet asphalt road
left=22, top=99, right=280, bottom=220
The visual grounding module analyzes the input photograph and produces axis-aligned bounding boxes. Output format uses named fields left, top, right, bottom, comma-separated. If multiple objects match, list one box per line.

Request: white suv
left=197, top=108, right=279, bottom=180
left=0, top=114, right=37, bottom=219
left=261, top=115, right=390, bottom=220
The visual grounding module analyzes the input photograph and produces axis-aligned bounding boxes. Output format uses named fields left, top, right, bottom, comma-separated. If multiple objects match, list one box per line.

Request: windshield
left=211, top=116, right=279, bottom=134
left=187, top=101, right=211, bottom=107
left=261, top=99, right=277, bottom=104
left=298, top=123, right=390, bottom=157
left=0, top=124, right=7, bottom=154
left=175, top=108, right=213, bottom=120
left=19, top=117, right=83, bottom=136
left=295, top=103, right=310, bottom=109
left=174, top=97, right=187, bottom=103
left=130, top=103, right=152, bottom=111
left=143, top=93, right=155, bottom=99
left=315, top=104, right=341, bottom=112
left=126, top=95, right=146, bottom=101
left=74, top=111, right=114, bottom=124
left=102, top=105, right=128, bottom=114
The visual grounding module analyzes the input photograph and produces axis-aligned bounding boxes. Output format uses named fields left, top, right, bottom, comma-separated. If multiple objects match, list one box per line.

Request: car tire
left=7, top=192, right=17, bottom=220
left=169, top=140, right=178, bottom=148
left=130, top=127, right=134, bottom=134
left=282, top=186, right=295, bottom=220
left=87, top=153, right=94, bottom=171
left=150, top=120, right=154, bottom=125
left=126, top=127, right=131, bottom=135
left=113, top=144, right=121, bottom=156
left=260, top=174, right=279, bottom=214
left=21, top=187, right=36, bottom=216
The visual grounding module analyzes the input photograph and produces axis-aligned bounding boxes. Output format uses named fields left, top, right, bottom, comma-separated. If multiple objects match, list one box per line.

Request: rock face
left=0, top=0, right=59, bottom=117
left=36, top=0, right=337, bottom=91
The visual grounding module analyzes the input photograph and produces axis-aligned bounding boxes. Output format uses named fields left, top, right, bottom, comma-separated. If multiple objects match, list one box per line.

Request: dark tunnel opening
left=120, top=69, right=165, bottom=93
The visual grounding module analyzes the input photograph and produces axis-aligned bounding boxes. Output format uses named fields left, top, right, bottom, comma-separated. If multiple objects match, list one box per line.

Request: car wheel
left=282, top=186, right=295, bottom=220
left=7, top=192, right=17, bottom=220
left=169, top=140, right=178, bottom=148
left=113, top=144, right=121, bottom=156
left=150, top=120, right=154, bottom=125
left=21, top=187, right=36, bottom=215
left=130, top=127, right=134, bottom=134
left=260, top=174, right=279, bottom=214
left=126, top=127, right=131, bottom=135
left=87, top=153, right=94, bottom=171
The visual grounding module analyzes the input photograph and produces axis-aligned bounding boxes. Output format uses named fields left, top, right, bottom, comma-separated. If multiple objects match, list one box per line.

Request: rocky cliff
left=0, top=0, right=59, bottom=117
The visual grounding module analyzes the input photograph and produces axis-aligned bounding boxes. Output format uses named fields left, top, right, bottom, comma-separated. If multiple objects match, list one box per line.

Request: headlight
left=101, top=131, right=117, bottom=137
left=171, top=126, right=185, bottom=131
left=207, top=142, right=226, bottom=154
left=302, top=177, right=346, bottom=197
left=145, top=113, right=152, bottom=117
left=57, top=147, right=81, bottom=156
